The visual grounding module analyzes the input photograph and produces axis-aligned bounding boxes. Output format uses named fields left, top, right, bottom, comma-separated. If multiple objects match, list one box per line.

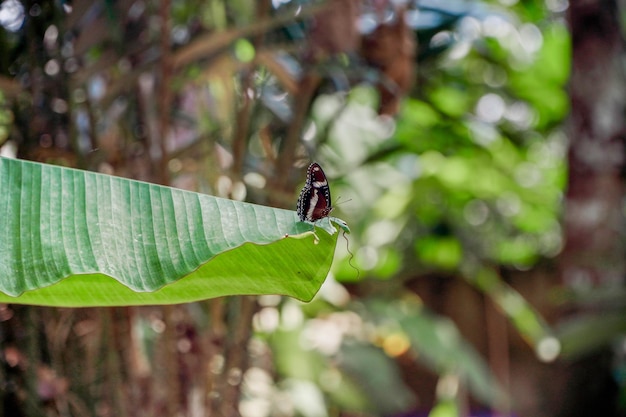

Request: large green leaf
left=0, top=157, right=346, bottom=307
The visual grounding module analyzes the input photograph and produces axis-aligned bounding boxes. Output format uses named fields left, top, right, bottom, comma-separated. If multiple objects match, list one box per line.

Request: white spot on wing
left=306, top=190, right=319, bottom=221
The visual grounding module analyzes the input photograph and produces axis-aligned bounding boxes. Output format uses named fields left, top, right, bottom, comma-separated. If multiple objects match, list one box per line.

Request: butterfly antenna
left=334, top=196, right=353, bottom=207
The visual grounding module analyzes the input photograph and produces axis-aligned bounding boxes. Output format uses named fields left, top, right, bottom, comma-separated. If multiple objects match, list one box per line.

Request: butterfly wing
left=297, top=163, right=333, bottom=222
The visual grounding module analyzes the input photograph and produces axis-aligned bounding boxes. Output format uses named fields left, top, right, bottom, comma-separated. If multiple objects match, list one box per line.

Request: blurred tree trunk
left=557, top=1, right=626, bottom=416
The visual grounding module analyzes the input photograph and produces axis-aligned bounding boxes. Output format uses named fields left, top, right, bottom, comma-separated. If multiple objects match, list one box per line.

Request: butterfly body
left=297, top=162, right=333, bottom=222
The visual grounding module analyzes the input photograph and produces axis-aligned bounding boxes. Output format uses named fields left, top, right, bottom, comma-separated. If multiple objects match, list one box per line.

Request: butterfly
left=297, top=162, right=333, bottom=222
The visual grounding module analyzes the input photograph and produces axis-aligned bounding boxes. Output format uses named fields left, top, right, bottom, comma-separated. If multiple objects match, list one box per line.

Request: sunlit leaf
left=234, top=38, right=255, bottom=62
left=495, top=237, right=537, bottom=265
left=398, top=100, right=441, bottom=130
left=429, top=86, right=472, bottom=118
left=416, top=236, right=463, bottom=270
left=507, top=24, right=570, bottom=128
left=0, top=157, right=343, bottom=306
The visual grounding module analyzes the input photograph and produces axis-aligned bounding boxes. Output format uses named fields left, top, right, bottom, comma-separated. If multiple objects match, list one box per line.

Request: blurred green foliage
left=326, top=18, right=568, bottom=273
left=0, top=0, right=575, bottom=415
left=304, top=2, right=569, bottom=414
